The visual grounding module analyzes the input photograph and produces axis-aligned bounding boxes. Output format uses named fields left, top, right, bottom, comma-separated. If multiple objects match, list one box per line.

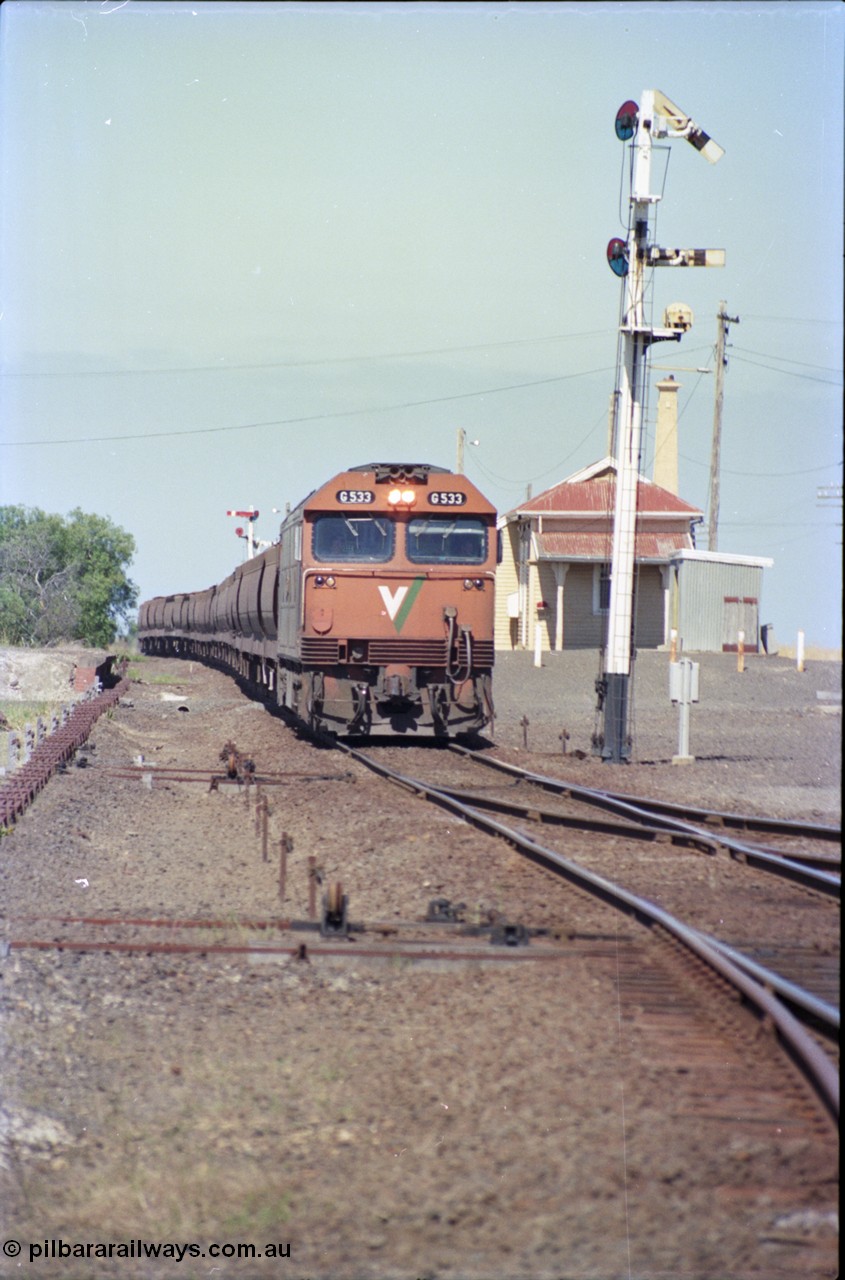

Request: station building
left=494, top=381, right=773, bottom=654
left=494, top=456, right=702, bottom=652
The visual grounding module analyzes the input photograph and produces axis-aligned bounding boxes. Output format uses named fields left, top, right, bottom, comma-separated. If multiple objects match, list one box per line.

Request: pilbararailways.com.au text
left=12, top=1239, right=292, bottom=1263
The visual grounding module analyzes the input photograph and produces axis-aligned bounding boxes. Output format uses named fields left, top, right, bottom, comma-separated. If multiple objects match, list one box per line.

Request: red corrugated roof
left=507, top=472, right=702, bottom=518
left=536, top=530, right=692, bottom=561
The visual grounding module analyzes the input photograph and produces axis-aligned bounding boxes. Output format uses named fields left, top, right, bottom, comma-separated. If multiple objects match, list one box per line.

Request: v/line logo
left=378, top=578, right=425, bottom=632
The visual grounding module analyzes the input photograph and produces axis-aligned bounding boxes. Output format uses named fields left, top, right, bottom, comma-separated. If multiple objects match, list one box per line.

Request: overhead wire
left=730, top=346, right=840, bottom=374
left=0, top=329, right=615, bottom=381
left=729, top=352, right=840, bottom=385
left=0, top=362, right=618, bottom=449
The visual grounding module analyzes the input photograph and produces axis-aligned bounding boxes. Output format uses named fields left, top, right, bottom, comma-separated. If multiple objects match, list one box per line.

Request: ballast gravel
left=0, top=645, right=839, bottom=1280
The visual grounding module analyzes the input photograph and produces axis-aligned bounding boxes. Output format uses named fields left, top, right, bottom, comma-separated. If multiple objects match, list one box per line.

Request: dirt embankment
left=0, top=645, right=114, bottom=705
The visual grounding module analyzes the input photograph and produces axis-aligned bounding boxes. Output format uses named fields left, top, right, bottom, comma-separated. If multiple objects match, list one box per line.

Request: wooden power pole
left=708, top=301, right=739, bottom=551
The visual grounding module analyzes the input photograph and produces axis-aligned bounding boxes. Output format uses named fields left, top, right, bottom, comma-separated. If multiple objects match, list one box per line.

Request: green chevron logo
left=378, top=577, right=425, bottom=632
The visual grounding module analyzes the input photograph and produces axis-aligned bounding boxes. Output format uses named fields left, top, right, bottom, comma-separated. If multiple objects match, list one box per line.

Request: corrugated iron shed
left=670, top=550, right=774, bottom=652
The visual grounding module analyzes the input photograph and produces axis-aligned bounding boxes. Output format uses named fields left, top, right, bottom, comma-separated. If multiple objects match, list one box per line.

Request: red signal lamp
left=615, top=100, right=638, bottom=141
left=607, top=237, right=629, bottom=277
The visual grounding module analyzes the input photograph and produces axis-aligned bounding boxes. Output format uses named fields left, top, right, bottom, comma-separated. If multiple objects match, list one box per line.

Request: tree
left=0, top=505, right=138, bottom=647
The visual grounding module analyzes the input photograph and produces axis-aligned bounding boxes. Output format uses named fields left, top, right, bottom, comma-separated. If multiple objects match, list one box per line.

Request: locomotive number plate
left=428, top=491, right=467, bottom=506
left=336, top=489, right=375, bottom=505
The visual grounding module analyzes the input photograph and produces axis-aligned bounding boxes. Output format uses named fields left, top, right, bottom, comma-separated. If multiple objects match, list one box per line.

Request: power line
left=730, top=352, right=841, bottom=385
left=720, top=520, right=839, bottom=529
left=467, top=406, right=608, bottom=492
left=680, top=455, right=841, bottom=478
left=0, top=329, right=614, bottom=381
left=0, top=363, right=618, bottom=449
left=731, top=345, right=841, bottom=374
left=740, top=313, right=844, bottom=327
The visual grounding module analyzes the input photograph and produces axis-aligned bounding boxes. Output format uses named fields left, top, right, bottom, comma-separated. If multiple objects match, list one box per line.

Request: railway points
left=1, top=648, right=839, bottom=1277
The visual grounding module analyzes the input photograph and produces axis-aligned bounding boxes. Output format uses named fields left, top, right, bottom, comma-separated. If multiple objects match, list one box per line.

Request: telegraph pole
left=598, top=90, right=725, bottom=763
left=455, top=427, right=479, bottom=474
left=708, top=301, right=739, bottom=552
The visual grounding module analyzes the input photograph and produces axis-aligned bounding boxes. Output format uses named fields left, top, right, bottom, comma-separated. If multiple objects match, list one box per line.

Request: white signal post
left=227, top=507, right=259, bottom=560
left=600, top=90, right=724, bottom=763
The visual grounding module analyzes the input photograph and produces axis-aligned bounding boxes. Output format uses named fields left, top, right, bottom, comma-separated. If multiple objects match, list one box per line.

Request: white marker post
left=670, top=657, right=699, bottom=764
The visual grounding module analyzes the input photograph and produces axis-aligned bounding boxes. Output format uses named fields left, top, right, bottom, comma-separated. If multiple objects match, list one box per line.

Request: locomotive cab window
left=312, top=515, right=394, bottom=563
left=406, top=516, right=487, bottom=565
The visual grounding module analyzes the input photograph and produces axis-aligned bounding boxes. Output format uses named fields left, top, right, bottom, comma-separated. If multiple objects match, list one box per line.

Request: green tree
left=0, top=505, right=138, bottom=647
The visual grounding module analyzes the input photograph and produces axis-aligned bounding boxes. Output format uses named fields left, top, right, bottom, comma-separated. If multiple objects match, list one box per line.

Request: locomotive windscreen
left=406, top=516, right=487, bottom=564
left=312, top=515, right=394, bottom=562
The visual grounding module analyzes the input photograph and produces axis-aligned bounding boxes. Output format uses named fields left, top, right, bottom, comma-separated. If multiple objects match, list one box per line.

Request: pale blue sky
left=1, top=0, right=842, bottom=648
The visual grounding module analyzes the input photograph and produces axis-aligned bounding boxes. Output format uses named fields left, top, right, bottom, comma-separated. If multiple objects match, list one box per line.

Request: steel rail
left=447, top=747, right=840, bottom=899
left=588, top=793, right=840, bottom=842
left=699, top=933, right=839, bottom=1036
left=449, top=743, right=841, bottom=841
left=417, top=783, right=717, bottom=851
left=97, top=766, right=353, bottom=786
left=434, top=781, right=839, bottom=896
left=340, top=742, right=839, bottom=1121
left=433, top=779, right=839, bottom=868
left=4, top=936, right=579, bottom=965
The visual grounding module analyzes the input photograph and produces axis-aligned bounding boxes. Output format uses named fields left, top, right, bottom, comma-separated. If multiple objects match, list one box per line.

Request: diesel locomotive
left=138, top=463, right=497, bottom=737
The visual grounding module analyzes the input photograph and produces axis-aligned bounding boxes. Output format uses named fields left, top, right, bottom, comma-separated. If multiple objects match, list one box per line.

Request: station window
left=406, top=516, right=487, bottom=565
left=594, top=563, right=612, bottom=614
left=312, top=515, right=394, bottom=563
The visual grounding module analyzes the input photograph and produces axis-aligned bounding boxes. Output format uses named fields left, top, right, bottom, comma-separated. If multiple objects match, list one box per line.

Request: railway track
left=452, top=743, right=842, bottom=885
left=3, top=656, right=839, bottom=1277
left=3, top=690, right=839, bottom=1119
left=334, top=739, right=838, bottom=1118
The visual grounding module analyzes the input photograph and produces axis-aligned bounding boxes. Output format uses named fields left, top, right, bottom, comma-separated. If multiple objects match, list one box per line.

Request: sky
left=1, top=0, right=842, bottom=651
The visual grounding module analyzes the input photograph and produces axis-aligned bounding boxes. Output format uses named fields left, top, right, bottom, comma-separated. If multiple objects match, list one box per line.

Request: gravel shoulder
left=490, top=649, right=841, bottom=823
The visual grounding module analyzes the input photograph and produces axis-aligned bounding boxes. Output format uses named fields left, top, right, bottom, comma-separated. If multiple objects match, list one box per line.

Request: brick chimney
left=654, top=375, right=681, bottom=494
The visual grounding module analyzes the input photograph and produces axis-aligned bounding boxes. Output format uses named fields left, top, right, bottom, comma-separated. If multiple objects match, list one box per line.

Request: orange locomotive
left=138, top=463, right=497, bottom=737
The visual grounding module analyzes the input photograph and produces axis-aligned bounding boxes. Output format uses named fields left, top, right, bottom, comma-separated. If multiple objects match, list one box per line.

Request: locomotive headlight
left=326, top=575, right=336, bottom=588
left=463, top=578, right=485, bottom=591
left=388, top=487, right=417, bottom=507
left=463, top=579, right=473, bottom=590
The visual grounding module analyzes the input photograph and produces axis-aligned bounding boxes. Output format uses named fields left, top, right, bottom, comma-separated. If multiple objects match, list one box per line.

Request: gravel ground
left=0, top=646, right=840, bottom=1280
left=490, top=649, right=841, bottom=823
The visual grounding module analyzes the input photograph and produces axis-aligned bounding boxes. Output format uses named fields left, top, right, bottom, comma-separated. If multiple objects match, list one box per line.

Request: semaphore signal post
left=597, top=90, right=725, bottom=763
